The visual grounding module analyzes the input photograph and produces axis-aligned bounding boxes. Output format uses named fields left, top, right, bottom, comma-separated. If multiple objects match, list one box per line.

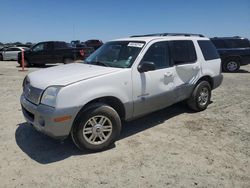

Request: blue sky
left=0, top=0, right=249, bottom=43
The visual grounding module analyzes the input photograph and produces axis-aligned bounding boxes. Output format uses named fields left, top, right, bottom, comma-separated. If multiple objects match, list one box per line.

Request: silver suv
left=21, top=33, right=223, bottom=151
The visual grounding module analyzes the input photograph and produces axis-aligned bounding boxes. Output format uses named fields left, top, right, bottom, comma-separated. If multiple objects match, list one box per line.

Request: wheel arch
left=75, top=96, right=126, bottom=122
left=222, top=55, right=242, bottom=63
left=195, top=75, right=214, bottom=89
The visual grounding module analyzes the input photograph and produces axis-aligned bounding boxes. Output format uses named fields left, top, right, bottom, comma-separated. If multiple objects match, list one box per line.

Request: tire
left=222, top=58, right=240, bottom=72
left=63, top=58, right=74, bottom=64
left=187, top=81, right=211, bottom=112
left=0, top=54, right=3, bottom=61
left=71, top=103, right=121, bottom=151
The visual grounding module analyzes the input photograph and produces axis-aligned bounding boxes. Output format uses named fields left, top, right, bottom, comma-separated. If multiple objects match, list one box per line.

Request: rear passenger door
left=132, top=41, right=176, bottom=117
left=53, top=42, right=67, bottom=63
left=169, top=40, right=200, bottom=100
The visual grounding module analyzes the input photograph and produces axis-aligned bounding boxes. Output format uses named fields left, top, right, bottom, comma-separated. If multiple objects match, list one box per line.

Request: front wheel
left=0, top=55, right=3, bottom=61
left=71, top=104, right=121, bottom=151
left=187, top=81, right=211, bottom=112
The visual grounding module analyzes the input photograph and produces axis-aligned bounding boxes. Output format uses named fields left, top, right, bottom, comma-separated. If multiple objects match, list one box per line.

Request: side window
left=13, top=48, right=21, bottom=51
left=6, top=48, right=20, bottom=51
left=54, top=42, right=67, bottom=49
left=33, top=43, right=45, bottom=52
left=198, top=40, right=220, bottom=60
left=211, top=39, right=227, bottom=49
left=6, top=48, right=15, bottom=51
left=169, top=40, right=197, bottom=65
left=142, top=41, right=170, bottom=69
left=225, top=39, right=250, bottom=48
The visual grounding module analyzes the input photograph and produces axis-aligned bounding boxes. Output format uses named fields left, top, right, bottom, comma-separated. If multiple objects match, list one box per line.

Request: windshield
left=84, top=41, right=145, bottom=68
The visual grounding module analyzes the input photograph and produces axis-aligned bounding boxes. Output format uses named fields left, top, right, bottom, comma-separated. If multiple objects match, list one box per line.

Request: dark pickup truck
left=210, top=37, right=250, bottom=72
left=18, top=41, right=94, bottom=66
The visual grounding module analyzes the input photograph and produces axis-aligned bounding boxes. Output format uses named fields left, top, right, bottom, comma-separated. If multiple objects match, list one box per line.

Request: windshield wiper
left=90, top=61, right=110, bottom=67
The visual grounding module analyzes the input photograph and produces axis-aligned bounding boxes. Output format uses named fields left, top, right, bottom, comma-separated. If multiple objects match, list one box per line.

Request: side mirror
left=138, top=61, right=156, bottom=73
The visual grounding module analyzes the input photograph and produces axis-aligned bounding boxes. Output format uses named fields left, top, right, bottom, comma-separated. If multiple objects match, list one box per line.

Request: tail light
left=79, top=49, right=85, bottom=56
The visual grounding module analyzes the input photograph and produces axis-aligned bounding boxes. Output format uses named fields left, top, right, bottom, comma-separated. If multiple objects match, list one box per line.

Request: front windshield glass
left=84, top=41, right=145, bottom=68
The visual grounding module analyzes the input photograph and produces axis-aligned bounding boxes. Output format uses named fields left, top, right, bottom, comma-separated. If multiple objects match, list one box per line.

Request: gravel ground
left=0, top=61, right=249, bottom=188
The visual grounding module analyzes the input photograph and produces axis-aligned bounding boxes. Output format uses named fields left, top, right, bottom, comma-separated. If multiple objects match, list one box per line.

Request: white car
left=20, top=33, right=223, bottom=151
left=0, top=47, right=29, bottom=61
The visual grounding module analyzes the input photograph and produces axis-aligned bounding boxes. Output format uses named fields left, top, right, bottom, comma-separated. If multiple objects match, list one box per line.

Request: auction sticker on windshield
left=128, top=42, right=144, bottom=48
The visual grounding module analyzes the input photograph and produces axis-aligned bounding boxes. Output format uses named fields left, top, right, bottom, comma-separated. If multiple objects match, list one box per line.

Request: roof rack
left=211, top=36, right=243, bottom=39
left=130, top=33, right=205, bottom=38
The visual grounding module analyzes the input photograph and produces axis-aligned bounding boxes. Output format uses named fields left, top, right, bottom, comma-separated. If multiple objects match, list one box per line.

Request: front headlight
left=22, top=76, right=30, bottom=91
left=41, top=86, right=62, bottom=107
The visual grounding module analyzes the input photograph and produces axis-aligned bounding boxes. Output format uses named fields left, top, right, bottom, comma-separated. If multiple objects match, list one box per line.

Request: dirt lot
left=0, top=61, right=249, bottom=188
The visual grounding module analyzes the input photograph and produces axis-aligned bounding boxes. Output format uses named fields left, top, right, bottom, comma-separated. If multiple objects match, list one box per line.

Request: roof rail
left=211, top=36, right=243, bottom=39
left=130, top=33, right=205, bottom=38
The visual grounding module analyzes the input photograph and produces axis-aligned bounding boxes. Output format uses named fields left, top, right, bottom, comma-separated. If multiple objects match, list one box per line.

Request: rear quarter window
left=198, top=40, right=220, bottom=61
left=225, top=39, right=250, bottom=48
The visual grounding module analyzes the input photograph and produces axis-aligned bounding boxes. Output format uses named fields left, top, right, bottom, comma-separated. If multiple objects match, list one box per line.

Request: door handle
left=192, top=66, right=200, bottom=70
left=164, top=72, right=173, bottom=77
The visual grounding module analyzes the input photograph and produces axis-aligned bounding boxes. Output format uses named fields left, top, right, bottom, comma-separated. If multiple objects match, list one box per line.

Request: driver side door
left=29, top=42, right=53, bottom=64
left=132, top=41, right=176, bottom=117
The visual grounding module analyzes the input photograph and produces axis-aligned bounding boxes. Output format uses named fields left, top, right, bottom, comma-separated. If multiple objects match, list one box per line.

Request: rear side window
left=210, top=39, right=226, bottom=48
left=169, top=40, right=197, bottom=64
left=54, top=42, right=67, bottom=49
left=198, top=40, right=220, bottom=60
left=225, top=39, right=250, bottom=48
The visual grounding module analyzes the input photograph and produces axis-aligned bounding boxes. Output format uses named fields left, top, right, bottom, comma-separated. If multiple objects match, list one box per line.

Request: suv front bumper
left=20, top=94, right=79, bottom=139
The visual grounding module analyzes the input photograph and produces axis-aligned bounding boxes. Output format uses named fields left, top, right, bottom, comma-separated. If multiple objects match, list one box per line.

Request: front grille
left=24, top=85, right=43, bottom=105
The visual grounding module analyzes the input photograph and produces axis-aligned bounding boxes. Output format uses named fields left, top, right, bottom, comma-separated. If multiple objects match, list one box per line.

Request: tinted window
left=210, top=39, right=226, bottom=48
left=6, top=48, right=14, bottom=51
left=6, top=48, right=21, bottom=51
left=225, top=39, right=250, bottom=48
left=142, top=41, right=170, bottom=69
left=198, top=40, right=220, bottom=60
left=32, top=43, right=45, bottom=52
left=54, top=42, right=67, bottom=49
left=14, top=48, right=21, bottom=51
left=169, top=40, right=197, bottom=64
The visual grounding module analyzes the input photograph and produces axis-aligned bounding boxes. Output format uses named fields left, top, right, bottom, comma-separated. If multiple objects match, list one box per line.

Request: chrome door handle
left=164, top=72, right=173, bottom=77
left=192, top=66, right=200, bottom=70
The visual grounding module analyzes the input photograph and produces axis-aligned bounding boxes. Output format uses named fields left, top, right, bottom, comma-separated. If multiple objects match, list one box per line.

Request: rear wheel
left=222, top=59, right=240, bottom=72
left=0, top=54, right=3, bottom=61
left=71, top=104, right=121, bottom=151
left=187, top=81, right=211, bottom=111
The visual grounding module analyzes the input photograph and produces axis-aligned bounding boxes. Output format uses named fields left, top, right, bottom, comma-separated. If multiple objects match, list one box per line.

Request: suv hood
left=27, top=63, right=121, bottom=89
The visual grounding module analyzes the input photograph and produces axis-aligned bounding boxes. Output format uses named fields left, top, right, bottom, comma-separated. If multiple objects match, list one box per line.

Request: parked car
left=0, top=46, right=7, bottom=53
left=210, top=36, right=250, bottom=72
left=17, top=41, right=94, bottom=66
left=0, top=47, right=29, bottom=61
left=20, top=33, right=223, bottom=151
left=70, top=40, right=81, bottom=47
left=85, top=39, right=103, bottom=50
